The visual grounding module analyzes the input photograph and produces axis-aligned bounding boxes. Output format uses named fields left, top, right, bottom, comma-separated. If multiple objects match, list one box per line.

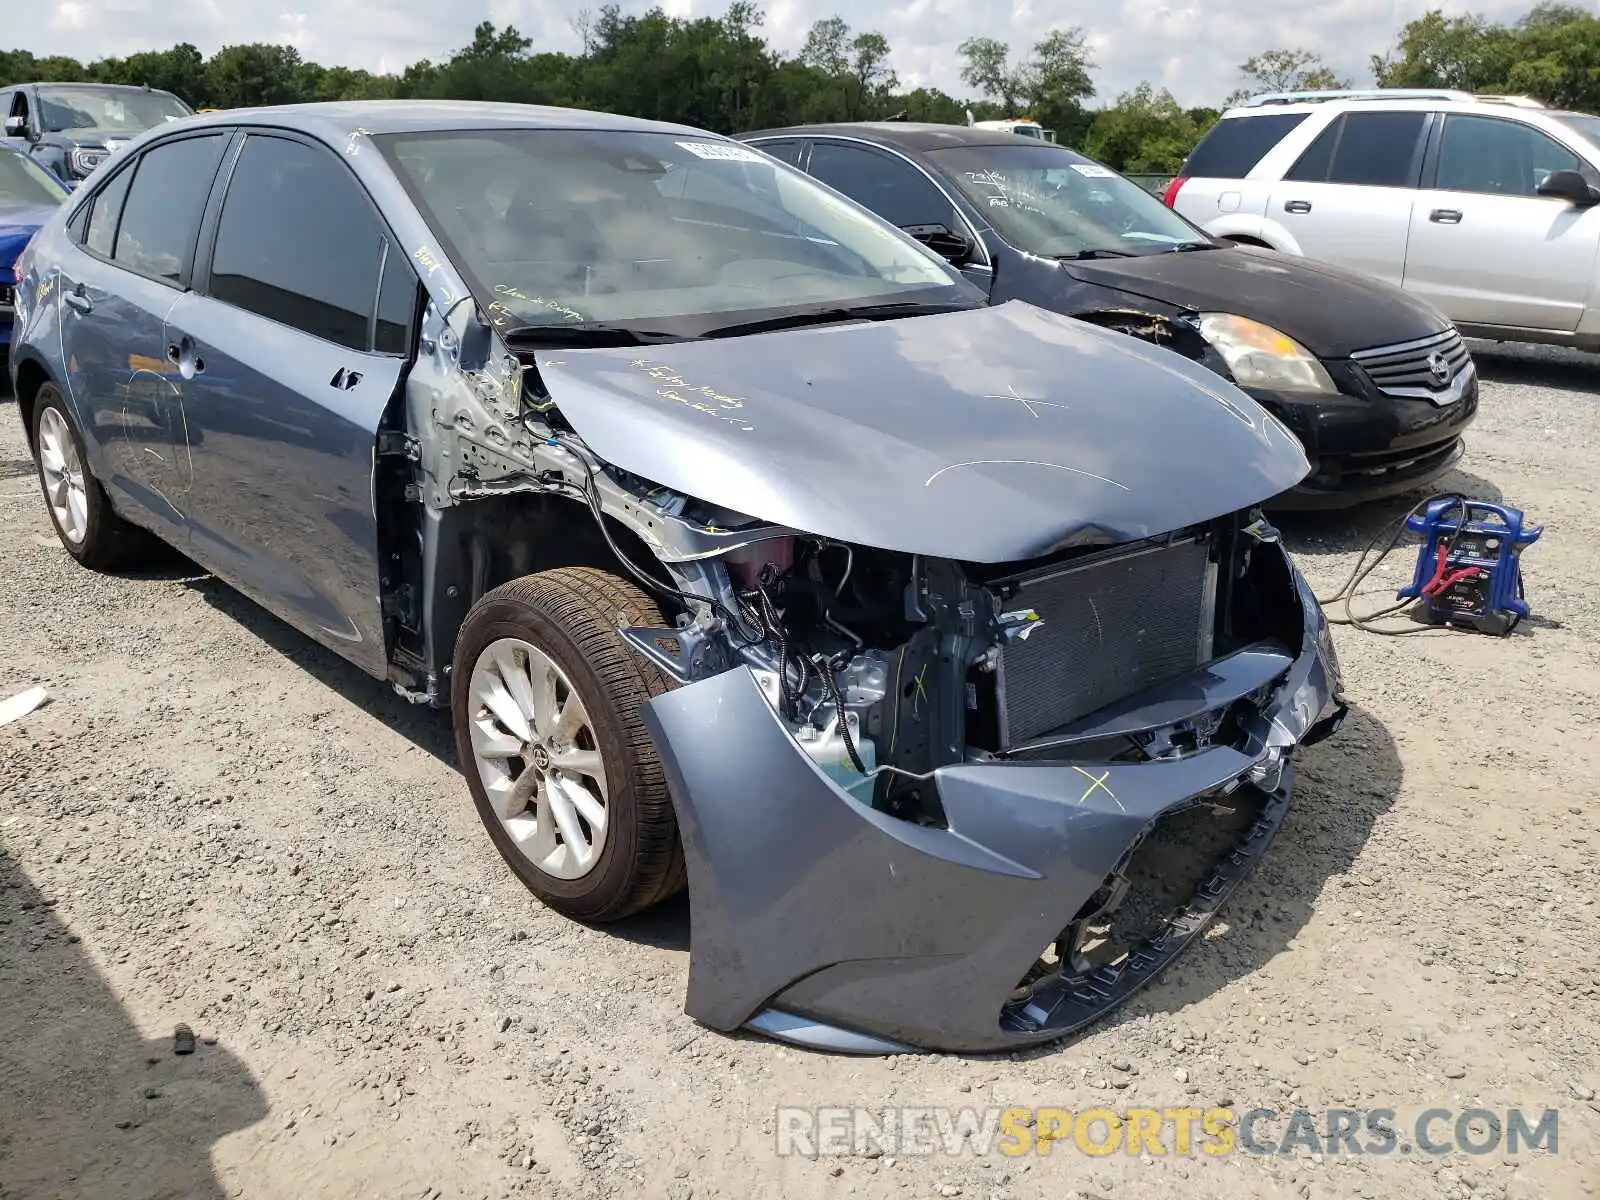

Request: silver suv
left=1166, top=89, right=1600, bottom=352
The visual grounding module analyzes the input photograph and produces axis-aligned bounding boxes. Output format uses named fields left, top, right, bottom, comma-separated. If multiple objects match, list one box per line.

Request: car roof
left=20, top=81, right=183, bottom=95
left=168, top=100, right=715, bottom=141
left=739, top=122, right=1051, bottom=154
left=1221, top=96, right=1556, bottom=120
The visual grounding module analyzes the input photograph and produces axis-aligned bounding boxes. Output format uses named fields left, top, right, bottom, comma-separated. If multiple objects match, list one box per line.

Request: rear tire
left=451, top=567, right=686, bottom=922
left=32, top=384, right=150, bottom=571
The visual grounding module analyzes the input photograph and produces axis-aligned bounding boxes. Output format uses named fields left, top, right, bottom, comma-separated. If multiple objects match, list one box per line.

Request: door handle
left=63, top=289, right=93, bottom=314
left=167, top=336, right=205, bottom=379
left=1430, top=209, right=1463, bottom=224
left=1283, top=200, right=1312, bottom=214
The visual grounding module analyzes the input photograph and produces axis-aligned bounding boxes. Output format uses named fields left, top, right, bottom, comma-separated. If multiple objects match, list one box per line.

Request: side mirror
left=3, top=115, right=26, bottom=137
left=902, top=222, right=973, bottom=266
left=1535, top=168, right=1600, bottom=207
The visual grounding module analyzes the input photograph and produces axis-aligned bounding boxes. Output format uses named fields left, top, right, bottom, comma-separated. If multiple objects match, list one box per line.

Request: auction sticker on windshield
left=1071, top=163, right=1116, bottom=178
left=677, top=141, right=765, bottom=163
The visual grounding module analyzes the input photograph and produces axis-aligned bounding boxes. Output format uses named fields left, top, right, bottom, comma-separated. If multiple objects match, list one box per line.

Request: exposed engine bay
left=389, top=293, right=1346, bottom=1053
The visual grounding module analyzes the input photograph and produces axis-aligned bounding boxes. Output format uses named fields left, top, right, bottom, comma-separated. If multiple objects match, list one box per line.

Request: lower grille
left=1351, top=328, right=1472, bottom=399
left=996, top=537, right=1216, bottom=746
left=0, top=284, right=13, bottom=312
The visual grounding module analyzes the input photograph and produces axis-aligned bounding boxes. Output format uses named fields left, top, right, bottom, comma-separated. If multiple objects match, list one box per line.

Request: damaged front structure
left=392, top=290, right=1345, bottom=1054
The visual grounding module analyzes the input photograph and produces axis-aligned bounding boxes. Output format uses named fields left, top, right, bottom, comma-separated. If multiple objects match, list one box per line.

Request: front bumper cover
left=642, top=559, right=1346, bottom=1054
left=1247, top=363, right=1478, bottom=510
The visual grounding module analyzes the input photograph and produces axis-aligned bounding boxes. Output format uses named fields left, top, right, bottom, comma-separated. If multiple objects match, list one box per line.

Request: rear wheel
left=451, top=567, right=685, bottom=922
left=32, top=385, right=149, bottom=570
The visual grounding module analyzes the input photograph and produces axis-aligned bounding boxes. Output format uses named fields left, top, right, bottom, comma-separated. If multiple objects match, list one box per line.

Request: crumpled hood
left=1065, top=244, right=1452, bottom=359
left=537, top=300, right=1309, bottom=562
left=0, top=205, right=59, bottom=268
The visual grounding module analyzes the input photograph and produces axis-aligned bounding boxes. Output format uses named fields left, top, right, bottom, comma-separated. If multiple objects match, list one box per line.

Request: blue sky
left=0, top=0, right=1555, bottom=108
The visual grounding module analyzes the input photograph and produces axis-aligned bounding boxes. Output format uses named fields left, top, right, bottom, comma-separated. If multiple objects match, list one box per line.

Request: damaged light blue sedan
left=8, top=102, right=1346, bottom=1054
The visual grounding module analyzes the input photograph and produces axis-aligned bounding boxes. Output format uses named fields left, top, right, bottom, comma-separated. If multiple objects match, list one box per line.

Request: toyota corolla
left=9, top=102, right=1345, bottom=1053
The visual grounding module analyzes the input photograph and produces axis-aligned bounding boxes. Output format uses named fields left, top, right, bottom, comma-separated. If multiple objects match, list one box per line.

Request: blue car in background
left=0, top=145, right=68, bottom=368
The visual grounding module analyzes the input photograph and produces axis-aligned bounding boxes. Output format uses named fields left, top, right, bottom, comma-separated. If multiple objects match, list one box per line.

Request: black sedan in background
left=738, top=123, right=1478, bottom=508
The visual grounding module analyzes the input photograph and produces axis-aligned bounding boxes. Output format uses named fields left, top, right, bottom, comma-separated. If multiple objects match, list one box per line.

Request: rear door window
left=1182, top=113, right=1308, bottom=179
left=1324, top=112, right=1427, bottom=188
left=1284, top=118, right=1341, bottom=182
left=83, top=164, right=134, bottom=257
left=207, top=133, right=389, bottom=352
left=751, top=138, right=805, bottom=167
left=111, top=134, right=228, bottom=284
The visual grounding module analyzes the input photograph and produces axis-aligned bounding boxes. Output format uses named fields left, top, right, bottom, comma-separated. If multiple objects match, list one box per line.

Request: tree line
left=4, top=3, right=1598, bottom=175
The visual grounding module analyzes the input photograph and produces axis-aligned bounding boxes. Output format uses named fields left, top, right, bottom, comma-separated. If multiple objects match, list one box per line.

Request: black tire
left=31, top=384, right=149, bottom=571
left=451, top=567, right=686, bottom=922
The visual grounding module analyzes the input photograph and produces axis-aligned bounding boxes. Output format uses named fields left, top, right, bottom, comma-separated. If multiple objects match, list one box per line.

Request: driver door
left=802, top=139, right=993, bottom=289
left=1403, top=114, right=1600, bottom=331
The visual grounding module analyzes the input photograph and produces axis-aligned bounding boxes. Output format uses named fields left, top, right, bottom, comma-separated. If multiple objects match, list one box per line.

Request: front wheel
left=451, top=567, right=686, bottom=922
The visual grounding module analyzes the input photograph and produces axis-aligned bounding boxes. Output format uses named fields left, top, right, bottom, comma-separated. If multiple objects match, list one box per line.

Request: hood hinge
left=377, top=430, right=421, bottom=461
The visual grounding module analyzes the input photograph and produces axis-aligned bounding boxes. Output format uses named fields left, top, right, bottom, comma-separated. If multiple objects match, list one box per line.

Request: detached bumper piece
left=643, top=572, right=1343, bottom=1054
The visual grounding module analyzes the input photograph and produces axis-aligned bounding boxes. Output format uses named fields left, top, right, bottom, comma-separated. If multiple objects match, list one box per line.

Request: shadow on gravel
left=1468, top=341, right=1599, bottom=395
left=1108, top=702, right=1400, bottom=1027
left=0, top=845, right=267, bottom=1198
left=612, top=890, right=692, bottom=952
left=181, top=574, right=456, bottom=763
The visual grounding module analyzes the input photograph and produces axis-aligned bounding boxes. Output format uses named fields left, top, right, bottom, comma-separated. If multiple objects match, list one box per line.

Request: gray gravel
left=1, top=341, right=1597, bottom=1199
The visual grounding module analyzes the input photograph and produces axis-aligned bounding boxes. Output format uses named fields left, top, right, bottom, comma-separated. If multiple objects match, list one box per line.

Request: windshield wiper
left=1165, top=241, right=1219, bottom=252
left=698, top=300, right=976, bottom=339
left=500, top=323, right=687, bottom=348
left=1054, top=248, right=1135, bottom=260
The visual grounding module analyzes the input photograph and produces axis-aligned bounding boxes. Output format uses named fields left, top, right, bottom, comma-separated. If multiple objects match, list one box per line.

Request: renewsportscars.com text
left=774, top=1105, right=1560, bottom=1159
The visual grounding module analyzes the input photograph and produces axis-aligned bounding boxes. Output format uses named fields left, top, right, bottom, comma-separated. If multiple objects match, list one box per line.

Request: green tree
left=203, top=43, right=316, bottom=108
left=958, top=37, right=1021, bottom=112
left=958, top=29, right=1095, bottom=134
left=1226, top=47, right=1349, bottom=106
left=1370, top=10, right=1515, bottom=92
left=1083, top=84, right=1203, bottom=173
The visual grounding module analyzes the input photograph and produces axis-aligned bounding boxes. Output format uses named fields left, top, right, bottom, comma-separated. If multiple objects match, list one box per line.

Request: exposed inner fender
left=1073, top=308, right=1212, bottom=365
left=399, top=297, right=799, bottom=688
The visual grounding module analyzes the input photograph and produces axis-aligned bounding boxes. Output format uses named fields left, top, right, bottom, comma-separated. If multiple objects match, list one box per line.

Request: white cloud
left=0, top=0, right=1557, bottom=109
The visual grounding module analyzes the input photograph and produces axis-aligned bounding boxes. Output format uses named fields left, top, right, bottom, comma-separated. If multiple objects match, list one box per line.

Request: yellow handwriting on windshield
left=630, top=359, right=754, bottom=431
left=493, top=283, right=584, bottom=324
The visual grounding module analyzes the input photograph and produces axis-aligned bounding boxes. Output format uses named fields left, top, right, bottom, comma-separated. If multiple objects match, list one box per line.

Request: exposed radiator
left=996, top=536, right=1217, bottom=746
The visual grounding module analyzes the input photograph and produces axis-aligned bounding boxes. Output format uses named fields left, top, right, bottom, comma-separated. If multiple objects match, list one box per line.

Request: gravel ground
left=2, top=342, right=1597, bottom=1200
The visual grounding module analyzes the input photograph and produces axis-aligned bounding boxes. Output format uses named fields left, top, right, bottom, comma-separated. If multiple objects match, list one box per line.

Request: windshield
left=929, top=143, right=1208, bottom=258
left=0, top=150, right=68, bottom=207
left=1552, top=112, right=1600, bottom=149
left=36, top=87, right=192, bottom=135
left=378, top=129, right=973, bottom=333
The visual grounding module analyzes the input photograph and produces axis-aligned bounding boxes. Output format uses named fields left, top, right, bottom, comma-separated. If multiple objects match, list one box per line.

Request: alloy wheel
left=467, top=637, right=611, bottom=880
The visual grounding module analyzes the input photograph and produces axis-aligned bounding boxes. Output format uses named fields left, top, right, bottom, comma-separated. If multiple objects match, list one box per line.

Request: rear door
left=55, top=130, right=230, bottom=544
left=1265, top=109, right=1430, bottom=287
left=171, top=129, right=417, bottom=675
left=1403, top=113, right=1600, bottom=331
left=1170, top=111, right=1309, bottom=226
